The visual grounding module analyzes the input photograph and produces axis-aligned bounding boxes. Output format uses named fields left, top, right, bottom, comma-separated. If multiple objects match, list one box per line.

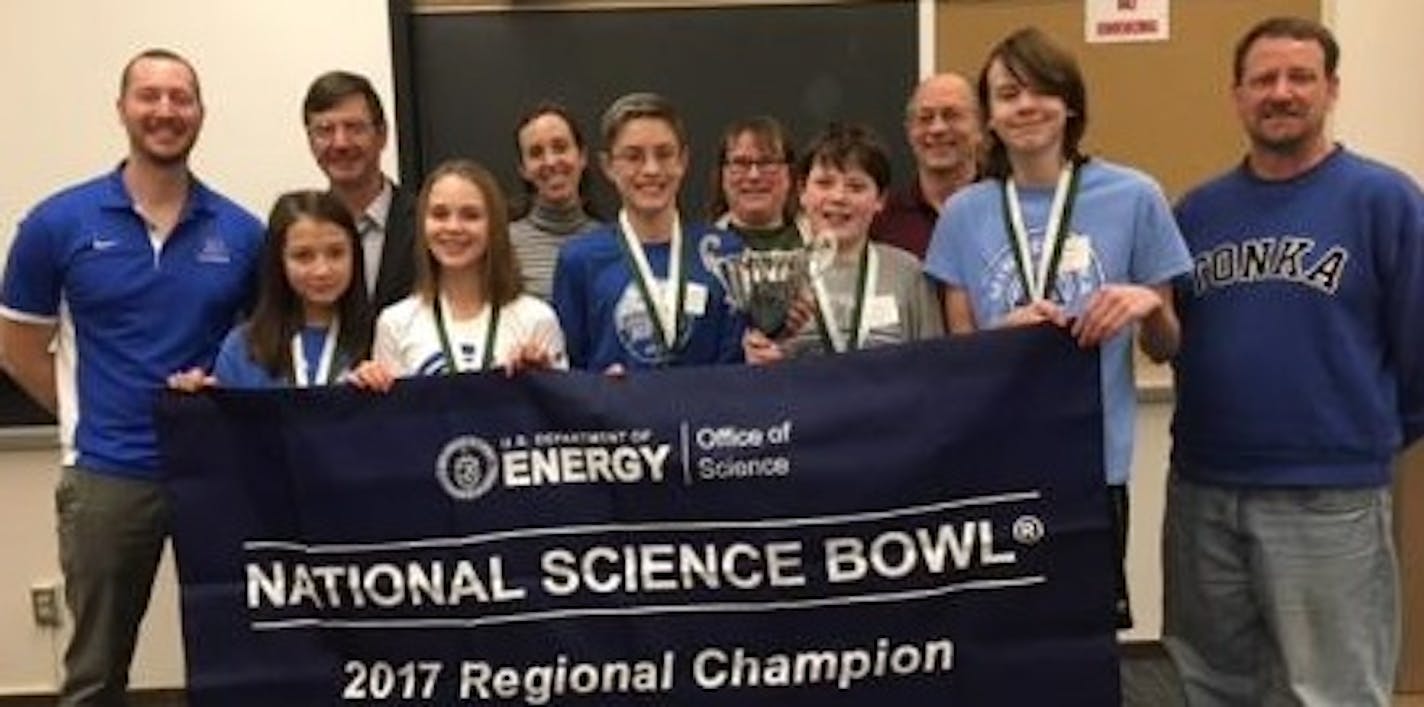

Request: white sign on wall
left=1085, top=0, right=1170, bottom=44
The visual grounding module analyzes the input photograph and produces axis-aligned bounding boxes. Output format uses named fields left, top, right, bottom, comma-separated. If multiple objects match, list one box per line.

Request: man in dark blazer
left=302, top=71, right=415, bottom=311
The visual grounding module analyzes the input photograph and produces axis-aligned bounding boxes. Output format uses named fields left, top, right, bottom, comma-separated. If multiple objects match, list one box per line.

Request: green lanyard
left=433, top=296, right=500, bottom=373
left=999, top=160, right=1083, bottom=305
left=812, top=242, right=874, bottom=353
left=614, top=210, right=688, bottom=361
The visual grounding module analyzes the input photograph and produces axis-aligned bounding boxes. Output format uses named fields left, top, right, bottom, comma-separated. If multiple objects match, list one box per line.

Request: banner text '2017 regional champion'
left=158, top=327, right=1119, bottom=706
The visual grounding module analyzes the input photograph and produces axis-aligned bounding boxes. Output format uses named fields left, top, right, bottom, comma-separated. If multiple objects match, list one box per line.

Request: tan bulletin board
left=935, top=0, right=1320, bottom=200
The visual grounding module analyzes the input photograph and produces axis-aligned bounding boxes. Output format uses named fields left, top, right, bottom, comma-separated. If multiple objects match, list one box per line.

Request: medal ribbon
left=812, top=242, right=877, bottom=353
left=1000, top=161, right=1082, bottom=304
left=290, top=318, right=340, bottom=387
left=434, top=295, right=501, bottom=373
left=615, top=209, right=686, bottom=356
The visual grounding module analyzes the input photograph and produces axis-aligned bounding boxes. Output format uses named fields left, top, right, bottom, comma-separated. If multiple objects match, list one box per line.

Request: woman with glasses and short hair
left=707, top=116, right=802, bottom=252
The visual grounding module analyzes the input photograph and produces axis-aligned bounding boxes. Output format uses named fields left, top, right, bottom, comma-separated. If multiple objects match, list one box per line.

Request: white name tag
left=684, top=282, right=709, bottom=316
left=865, top=295, right=899, bottom=328
left=1059, top=234, right=1094, bottom=274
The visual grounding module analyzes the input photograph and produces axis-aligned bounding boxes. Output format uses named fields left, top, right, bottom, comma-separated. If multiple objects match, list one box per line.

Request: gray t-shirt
left=786, top=241, right=943, bottom=358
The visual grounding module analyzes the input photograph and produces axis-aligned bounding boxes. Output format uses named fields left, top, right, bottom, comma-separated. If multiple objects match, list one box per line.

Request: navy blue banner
left=158, top=326, right=1118, bottom=706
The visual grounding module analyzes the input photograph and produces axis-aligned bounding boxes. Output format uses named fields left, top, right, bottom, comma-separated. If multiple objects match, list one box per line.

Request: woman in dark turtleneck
left=509, top=102, right=601, bottom=301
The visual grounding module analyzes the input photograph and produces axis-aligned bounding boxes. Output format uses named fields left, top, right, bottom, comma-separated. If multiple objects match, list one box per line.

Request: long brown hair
left=977, top=27, right=1088, bottom=180
left=412, top=159, right=522, bottom=307
left=246, top=190, right=372, bottom=381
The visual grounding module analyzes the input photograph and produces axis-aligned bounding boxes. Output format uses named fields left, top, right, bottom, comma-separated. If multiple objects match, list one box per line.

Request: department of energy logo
left=436, top=435, right=500, bottom=501
left=434, top=429, right=674, bottom=500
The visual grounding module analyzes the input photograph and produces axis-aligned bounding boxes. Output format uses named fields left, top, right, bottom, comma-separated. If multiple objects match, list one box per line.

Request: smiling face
left=1234, top=36, right=1337, bottom=157
left=906, top=74, right=980, bottom=176
left=602, top=117, right=687, bottom=220
left=721, top=130, right=791, bottom=228
left=517, top=112, right=588, bottom=208
left=282, top=216, right=355, bottom=322
left=117, top=56, right=204, bottom=167
left=306, top=94, right=387, bottom=193
left=985, top=58, right=1069, bottom=162
left=423, top=173, right=490, bottom=275
left=799, top=160, right=885, bottom=248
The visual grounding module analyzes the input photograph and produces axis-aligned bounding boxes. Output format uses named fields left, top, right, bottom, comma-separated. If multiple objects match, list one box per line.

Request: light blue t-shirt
left=924, top=158, right=1192, bottom=485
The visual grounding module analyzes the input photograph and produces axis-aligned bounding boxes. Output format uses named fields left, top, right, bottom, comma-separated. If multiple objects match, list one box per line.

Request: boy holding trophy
left=741, top=124, right=943, bottom=363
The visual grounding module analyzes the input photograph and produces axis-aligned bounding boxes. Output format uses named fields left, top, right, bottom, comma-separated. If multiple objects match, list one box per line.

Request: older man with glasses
left=302, top=70, right=416, bottom=311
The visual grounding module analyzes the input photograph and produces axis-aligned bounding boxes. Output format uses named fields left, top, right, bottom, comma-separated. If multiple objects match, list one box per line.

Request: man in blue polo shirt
left=0, top=49, right=262, bottom=704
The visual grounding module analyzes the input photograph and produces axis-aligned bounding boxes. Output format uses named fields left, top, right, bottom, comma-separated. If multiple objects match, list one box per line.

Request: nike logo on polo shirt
left=91, top=237, right=118, bottom=251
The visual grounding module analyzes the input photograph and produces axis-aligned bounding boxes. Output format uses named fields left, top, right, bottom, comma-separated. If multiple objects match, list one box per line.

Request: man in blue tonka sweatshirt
left=1166, top=16, right=1424, bottom=707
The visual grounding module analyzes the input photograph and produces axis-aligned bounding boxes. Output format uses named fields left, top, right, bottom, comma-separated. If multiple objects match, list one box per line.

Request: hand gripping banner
left=157, top=326, right=1118, bottom=705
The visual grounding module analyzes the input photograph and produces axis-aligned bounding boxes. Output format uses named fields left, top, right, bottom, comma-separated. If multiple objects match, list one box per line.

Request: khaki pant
left=56, top=466, right=170, bottom=707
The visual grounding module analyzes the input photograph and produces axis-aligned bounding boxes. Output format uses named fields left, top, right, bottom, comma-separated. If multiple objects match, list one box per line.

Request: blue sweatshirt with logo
left=551, top=223, right=745, bottom=371
left=1171, top=147, right=1424, bottom=487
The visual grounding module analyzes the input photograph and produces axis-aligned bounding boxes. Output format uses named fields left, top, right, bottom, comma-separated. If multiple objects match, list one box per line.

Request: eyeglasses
left=307, top=119, right=377, bottom=143
left=912, top=107, right=971, bottom=127
left=723, top=156, right=786, bottom=176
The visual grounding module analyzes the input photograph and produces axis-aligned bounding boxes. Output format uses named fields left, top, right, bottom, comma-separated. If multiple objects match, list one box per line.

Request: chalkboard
left=390, top=1, right=917, bottom=218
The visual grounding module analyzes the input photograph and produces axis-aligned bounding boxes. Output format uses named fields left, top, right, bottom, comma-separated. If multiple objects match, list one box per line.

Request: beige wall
left=1318, top=1, right=1424, bottom=688
left=1326, top=0, right=1424, bottom=182
left=935, top=0, right=1321, bottom=200
left=0, top=0, right=1419, bottom=695
left=0, top=0, right=395, bottom=694
left=0, top=0, right=398, bottom=259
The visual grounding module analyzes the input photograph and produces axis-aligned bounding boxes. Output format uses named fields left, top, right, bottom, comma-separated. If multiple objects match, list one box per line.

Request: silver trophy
left=713, top=234, right=834, bottom=336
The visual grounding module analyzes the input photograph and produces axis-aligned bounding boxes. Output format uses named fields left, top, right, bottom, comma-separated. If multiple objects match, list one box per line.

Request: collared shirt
left=870, top=180, right=940, bottom=260
left=0, top=165, right=263, bottom=477
left=361, top=179, right=395, bottom=296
